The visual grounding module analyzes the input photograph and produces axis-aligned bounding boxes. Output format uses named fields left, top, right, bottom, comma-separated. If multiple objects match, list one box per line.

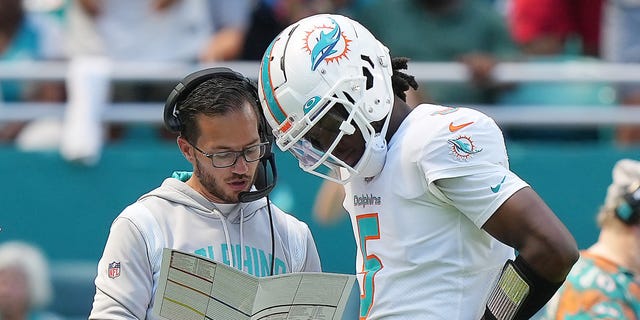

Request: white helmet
left=258, top=14, right=394, bottom=184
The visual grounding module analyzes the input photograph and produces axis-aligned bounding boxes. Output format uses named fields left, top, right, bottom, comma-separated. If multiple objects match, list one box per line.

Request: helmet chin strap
left=353, top=107, right=391, bottom=179
left=357, top=133, right=387, bottom=178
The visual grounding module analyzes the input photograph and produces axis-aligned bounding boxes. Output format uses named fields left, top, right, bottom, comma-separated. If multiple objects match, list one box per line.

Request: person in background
left=89, top=67, right=321, bottom=319
left=68, top=0, right=252, bottom=63
left=0, top=0, right=66, bottom=143
left=499, top=0, right=613, bottom=142
left=241, top=0, right=334, bottom=61
left=60, top=0, right=254, bottom=165
left=543, top=158, right=640, bottom=319
left=258, top=13, right=578, bottom=319
left=509, top=0, right=604, bottom=58
left=0, top=241, right=61, bottom=320
left=312, top=180, right=348, bottom=225
left=353, top=0, right=518, bottom=106
left=601, top=0, right=640, bottom=145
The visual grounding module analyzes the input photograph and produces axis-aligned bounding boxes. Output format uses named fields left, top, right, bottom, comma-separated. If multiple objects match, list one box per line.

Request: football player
left=258, top=14, right=578, bottom=319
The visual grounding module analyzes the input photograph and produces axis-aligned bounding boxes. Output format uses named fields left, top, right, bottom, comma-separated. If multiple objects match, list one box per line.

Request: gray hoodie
left=89, top=176, right=321, bottom=320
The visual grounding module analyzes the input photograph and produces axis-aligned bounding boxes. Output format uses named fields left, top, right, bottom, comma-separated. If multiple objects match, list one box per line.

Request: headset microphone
left=239, top=152, right=278, bottom=203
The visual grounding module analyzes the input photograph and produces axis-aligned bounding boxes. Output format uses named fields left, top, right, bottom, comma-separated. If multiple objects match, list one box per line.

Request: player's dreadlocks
left=391, top=57, right=419, bottom=102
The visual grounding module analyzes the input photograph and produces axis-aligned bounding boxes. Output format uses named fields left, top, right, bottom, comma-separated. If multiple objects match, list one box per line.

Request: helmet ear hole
left=362, top=67, right=374, bottom=89
left=361, top=54, right=374, bottom=67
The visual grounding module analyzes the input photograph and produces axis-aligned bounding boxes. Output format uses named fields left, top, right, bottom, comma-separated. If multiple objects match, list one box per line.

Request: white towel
left=60, top=56, right=112, bottom=165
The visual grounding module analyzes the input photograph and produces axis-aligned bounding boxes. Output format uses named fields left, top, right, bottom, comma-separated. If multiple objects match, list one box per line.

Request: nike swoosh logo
left=449, top=121, right=474, bottom=132
left=490, top=176, right=507, bottom=193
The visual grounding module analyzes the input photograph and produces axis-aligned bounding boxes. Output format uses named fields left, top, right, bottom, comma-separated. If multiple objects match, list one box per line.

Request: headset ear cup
left=263, top=120, right=275, bottom=156
left=616, top=202, right=635, bottom=224
left=256, top=108, right=275, bottom=192
left=253, top=84, right=275, bottom=156
left=615, top=188, right=640, bottom=225
left=164, top=85, right=185, bottom=132
left=254, top=160, right=267, bottom=190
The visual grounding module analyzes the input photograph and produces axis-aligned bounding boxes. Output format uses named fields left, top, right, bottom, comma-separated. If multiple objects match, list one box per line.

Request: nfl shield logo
left=108, top=261, right=121, bottom=279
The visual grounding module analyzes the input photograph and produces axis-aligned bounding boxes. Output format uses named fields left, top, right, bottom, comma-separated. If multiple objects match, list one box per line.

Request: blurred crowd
left=0, top=241, right=61, bottom=320
left=1, top=0, right=639, bottom=161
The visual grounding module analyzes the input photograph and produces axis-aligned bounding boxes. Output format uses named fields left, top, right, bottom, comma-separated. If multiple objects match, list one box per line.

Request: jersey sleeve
left=421, top=108, right=509, bottom=180
left=432, top=170, right=529, bottom=228
left=89, top=208, right=154, bottom=319
left=419, top=108, right=529, bottom=227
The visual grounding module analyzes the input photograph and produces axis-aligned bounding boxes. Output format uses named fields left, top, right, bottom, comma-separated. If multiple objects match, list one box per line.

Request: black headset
left=615, top=182, right=640, bottom=225
left=163, top=67, right=278, bottom=203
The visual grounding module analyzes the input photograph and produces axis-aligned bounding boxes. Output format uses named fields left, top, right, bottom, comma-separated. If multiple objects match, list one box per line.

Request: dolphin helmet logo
left=304, top=17, right=351, bottom=71
left=304, top=96, right=322, bottom=112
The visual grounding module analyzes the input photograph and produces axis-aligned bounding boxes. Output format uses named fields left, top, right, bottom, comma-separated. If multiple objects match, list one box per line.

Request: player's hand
left=458, top=53, right=497, bottom=87
left=78, top=0, right=100, bottom=17
left=152, top=0, right=179, bottom=12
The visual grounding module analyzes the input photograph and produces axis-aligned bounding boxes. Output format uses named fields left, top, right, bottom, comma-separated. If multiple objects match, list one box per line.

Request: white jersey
left=341, top=104, right=528, bottom=319
left=89, top=176, right=321, bottom=320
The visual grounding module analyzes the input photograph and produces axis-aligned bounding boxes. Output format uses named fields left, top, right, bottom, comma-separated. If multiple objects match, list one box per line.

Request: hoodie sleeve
left=89, top=208, right=154, bottom=319
left=283, top=213, right=322, bottom=273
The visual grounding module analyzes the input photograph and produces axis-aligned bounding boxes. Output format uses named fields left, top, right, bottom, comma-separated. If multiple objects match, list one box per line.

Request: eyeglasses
left=190, top=141, right=268, bottom=168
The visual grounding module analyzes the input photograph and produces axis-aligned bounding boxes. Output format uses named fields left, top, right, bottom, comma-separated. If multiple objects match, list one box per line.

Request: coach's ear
left=177, top=136, right=196, bottom=164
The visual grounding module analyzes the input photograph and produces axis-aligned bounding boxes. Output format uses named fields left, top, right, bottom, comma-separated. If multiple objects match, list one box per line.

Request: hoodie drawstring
left=240, top=207, right=245, bottom=273
left=212, top=208, right=235, bottom=269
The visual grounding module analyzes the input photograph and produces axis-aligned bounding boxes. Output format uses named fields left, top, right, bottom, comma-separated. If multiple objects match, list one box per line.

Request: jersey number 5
left=356, top=213, right=382, bottom=319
